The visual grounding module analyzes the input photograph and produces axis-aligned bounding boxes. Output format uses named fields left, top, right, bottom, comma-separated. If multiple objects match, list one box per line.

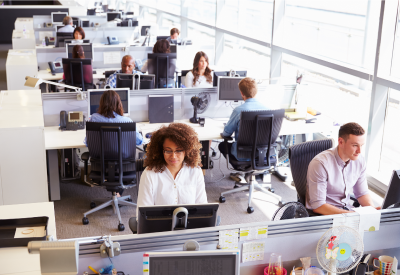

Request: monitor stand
left=172, top=207, right=189, bottom=230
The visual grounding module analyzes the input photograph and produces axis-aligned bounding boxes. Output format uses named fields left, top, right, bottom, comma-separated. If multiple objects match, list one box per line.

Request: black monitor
left=51, top=12, right=68, bottom=25
left=62, top=58, right=93, bottom=90
left=137, top=203, right=219, bottom=234
left=134, top=74, right=155, bottom=90
left=56, top=32, right=74, bottom=47
left=170, top=44, right=177, bottom=53
left=66, top=43, right=94, bottom=60
left=107, top=12, right=121, bottom=21
left=147, top=53, right=177, bottom=88
left=87, top=88, right=130, bottom=116
left=157, top=35, right=170, bottom=41
left=141, top=26, right=151, bottom=36
left=382, top=170, right=400, bottom=209
left=213, top=70, right=247, bottom=87
left=218, top=77, right=245, bottom=102
left=116, top=73, right=134, bottom=89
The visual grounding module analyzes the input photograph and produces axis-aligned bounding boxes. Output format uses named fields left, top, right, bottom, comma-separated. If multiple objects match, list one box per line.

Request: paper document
left=219, top=229, right=239, bottom=250
left=332, top=214, right=363, bottom=237
left=103, top=52, right=121, bottom=64
left=15, top=226, right=46, bottom=238
left=353, top=206, right=381, bottom=232
left=242, top=241, right=265, bottom=263
left=240, top=226, right=268, bottom=241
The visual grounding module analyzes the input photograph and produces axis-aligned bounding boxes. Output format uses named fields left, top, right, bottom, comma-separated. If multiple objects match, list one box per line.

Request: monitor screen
left=66, top=43, right=93, bottom=60
left=107, top=12, right=121, bottom=22
left=87, top=88, right=130, bottom=116
left=213, top=70, right=247, bottom=87
left=218, top=77, right=245, bottom=101
left=382, top=170, right=400, bottom=209
left=69, top=113, right=80, bottom=120
left=141, top=26, right=151, bottom=36
left=52, top=12, right=68, bottom=24
left=116, top=73, right=134, bottom=90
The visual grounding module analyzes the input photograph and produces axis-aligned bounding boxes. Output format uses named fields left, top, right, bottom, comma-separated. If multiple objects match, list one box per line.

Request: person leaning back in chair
left=105, top=55, right=142, bottom=88
left=219, top=77, right=271, bottom=161
left=306, top=122, right=380, bottom=215
left=136, top=123, right=208, bottom=215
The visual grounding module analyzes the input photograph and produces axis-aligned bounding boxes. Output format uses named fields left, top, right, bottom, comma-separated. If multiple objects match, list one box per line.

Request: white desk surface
left=6, top=49, right=37, bottom=66
left=44, top=116, right=337, bottom=150
left=0, top=202, right=56, bottom=275
left=37, top=67, right=120, bottom=81
left=12, top=29, right=35, bottom=39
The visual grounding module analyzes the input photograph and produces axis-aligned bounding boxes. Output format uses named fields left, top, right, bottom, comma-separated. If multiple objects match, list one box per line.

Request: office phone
left=60, top=111, right=86, bottom=131
left=107, top=36, right=119, bottom=45
left=48, top=61, right=63, bottom=75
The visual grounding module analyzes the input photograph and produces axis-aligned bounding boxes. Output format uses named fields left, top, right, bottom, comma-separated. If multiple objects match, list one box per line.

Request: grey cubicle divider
left=74, top=208, right=400, bottom=275
left=0, top=6, right=69, bottom=44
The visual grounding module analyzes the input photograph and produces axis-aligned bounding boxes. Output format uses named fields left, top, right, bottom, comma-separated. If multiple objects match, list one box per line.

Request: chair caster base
left=278, top=201, right=285, bottom=207
left=127, top=198, right=132, bottom=202
left=219, top=196, right=226, bottom=203
left=269, top=188, right=275, bottom=193
left=247, top=207, right=254, bottom=214
left=90, top=202, right=96, bottom=209
left=118, top=223, right=125, bottom=231
left=234, top=185, right=240, bottom=188
left=82, top=217, right=89, bottom=225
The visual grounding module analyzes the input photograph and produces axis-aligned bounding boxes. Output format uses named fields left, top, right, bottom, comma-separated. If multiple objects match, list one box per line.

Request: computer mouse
left=145, top=132, right=153, bottom=138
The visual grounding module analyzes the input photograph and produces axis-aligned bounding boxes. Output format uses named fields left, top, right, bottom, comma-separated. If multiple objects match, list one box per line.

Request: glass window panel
left=391, top=7, right=400, bottom=78
left=157, top=0, right=181, bottom=15
left=184, top=0, right=216, bottom=26
left=283, top=0, right=379, bottom=70
left=217, top=0, right=273, bottom=43
left=282, top=53, right=372, bottom=131
left=379, top=88, right=400, bottom=184
left=140, top=7, right=157, bottom=25
left=218, top=34, right=271, bottom=79
left=159, top=13, right=181, bottom=35
left=136, top=0, right=157, bottom=8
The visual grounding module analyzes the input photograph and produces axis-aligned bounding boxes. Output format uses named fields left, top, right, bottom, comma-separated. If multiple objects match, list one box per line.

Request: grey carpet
left=0, top=44, right=12, bottom=90
left=54, top=150, right=298, bottom=239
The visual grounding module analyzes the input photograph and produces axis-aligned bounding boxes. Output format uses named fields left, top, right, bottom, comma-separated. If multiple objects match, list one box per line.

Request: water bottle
left=128, top=19, right=132, bottom=27
left=42, top=38, right=46, bottom=47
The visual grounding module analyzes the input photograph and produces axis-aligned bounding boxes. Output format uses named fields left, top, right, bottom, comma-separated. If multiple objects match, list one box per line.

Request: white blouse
left=184, top=71, right=213, bottom=88
left=136, top=163, right=208, bottom=216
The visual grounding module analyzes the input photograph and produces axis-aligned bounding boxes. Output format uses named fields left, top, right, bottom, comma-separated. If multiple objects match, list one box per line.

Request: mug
left=373, top=256, right=394, bottom=275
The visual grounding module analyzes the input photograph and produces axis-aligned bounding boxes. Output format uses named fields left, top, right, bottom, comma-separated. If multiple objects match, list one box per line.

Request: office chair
left=81, top=122, right=138, bottom=231
left=219, top=109, right=285, bottom=213
left=147, top=53, right=177, bottom=88
left=62, top=58, right=95, bottom=91
left=288, top=139, right=360, bottom=216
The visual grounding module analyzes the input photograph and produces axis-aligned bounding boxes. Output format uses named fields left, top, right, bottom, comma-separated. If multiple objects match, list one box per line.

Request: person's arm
left=195, top=167, right=208, bottom=204
left=357, top=194, right=381, bottom=209
left=313, top=204, right=353, bottom=215
left=136, top=132, right=143, bottom=146
left=136, top=169, right=154, bottom=218
left=105, top=73, right=116, bottom=88
left=184, top=71, right=194, bottom=88
left=352, top=158, right=377, bottom=207
left=222, top=110, right=239, bottom=137
left=141, top=61, right=148, bottom=73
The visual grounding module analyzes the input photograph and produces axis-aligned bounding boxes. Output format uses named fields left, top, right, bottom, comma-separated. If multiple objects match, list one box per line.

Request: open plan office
left=0, top=1, right=400, bottom=275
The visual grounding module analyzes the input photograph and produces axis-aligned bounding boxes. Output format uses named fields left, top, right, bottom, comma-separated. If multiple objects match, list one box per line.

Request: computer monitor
left=87, top=88, right=130, bottom=117
left=107, top=12, right=121, bottom=22
left=157, top=35, right=170, bottom=41
left=147, top=53, right=177, bottom=88
left=382, top=170, right=400, bottom=209
left=51, top=12, right=68, bottom=25
left=56, top=32, right=74, bottom=47
left=62, top=58, right=93, bottom=90
left=116, top=73, right=134, bottom=90
left=134, top=74, right=155, bottom=90
left=66, top=43, right=94, bottom=60
left=170, top=44, right=177, bottom=53
left=218, top=77, right=245, bottom=102
left=144, top=250, right=240, bottom=275
left=213, top=70, right=247, bottom=87
left=137, top=203, right=219, bottom=234
left=141, top=26, right=151, bottom=36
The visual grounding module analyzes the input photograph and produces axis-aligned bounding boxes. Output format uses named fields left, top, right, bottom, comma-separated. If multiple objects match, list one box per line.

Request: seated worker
left=73, top=27, right=86, bottom=40
left=57, top=16, right=75, bottom=33
left=141, top=39, right=178, bottom=73
left=166, top=28, right=181, bottom=44
left=219, top=77, right=270, bottom=161
left=86, top=90, right=144, bottom=196
left=306, top=122, right=380, bottom=215
left=63, top=45, right=92, bottom=85
left=105, top=55, right=142, bottom=88
left=184, top=51, right=213, bottom=88
left=137, top=123, right=207, bottom=213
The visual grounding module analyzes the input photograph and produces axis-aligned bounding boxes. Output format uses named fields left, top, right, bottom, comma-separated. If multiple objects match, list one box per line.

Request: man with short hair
left=166, top=28, right=181, bottom=44
left=105, top=55, right=142, bottom=88
left=219, top=77, right=270, bottom=161
left=57, top=16, right=75, bottom=33
left=306, top=122, right=380, bottom=215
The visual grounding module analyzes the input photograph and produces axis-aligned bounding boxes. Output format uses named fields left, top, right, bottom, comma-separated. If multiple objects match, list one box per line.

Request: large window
left=159, top=13, right=181, bottom=35
left=183, top=0, right=216, bottom=26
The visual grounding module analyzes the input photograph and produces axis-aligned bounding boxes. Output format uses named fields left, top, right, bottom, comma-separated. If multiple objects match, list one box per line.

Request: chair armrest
left=350, top=194, right=360, bottom=208
left=129, top=217, right=137, bottom=234
left=220, top=133, right=233, bottom=141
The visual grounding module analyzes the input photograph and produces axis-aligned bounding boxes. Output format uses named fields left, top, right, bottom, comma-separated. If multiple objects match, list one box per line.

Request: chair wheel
left=90, top=202, right=96, bottom=209
left=234, top=185, right=239, bottom=188
left=82, top=217, right=89, bottom=225
left=247, top=207, right=254, bottom=214
left=127, top=198, right=132, bottom=202
left=269, top=188, right=275, bottom=193
left=219, top=196, right=226, bottom=203
left=118, top=223, right=125, bottom=231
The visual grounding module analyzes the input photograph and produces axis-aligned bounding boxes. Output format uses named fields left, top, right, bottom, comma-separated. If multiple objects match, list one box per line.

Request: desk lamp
left=24, top=76, right=86, bottom=101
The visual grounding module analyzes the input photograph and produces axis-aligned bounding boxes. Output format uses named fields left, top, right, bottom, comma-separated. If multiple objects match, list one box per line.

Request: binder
left=148, top=95, right=174, bottom=123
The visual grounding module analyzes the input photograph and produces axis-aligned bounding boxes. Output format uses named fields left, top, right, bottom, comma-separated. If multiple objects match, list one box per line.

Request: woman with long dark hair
left=184, top=51, right=213, bottom=88
left=141, top=39, right=175, bottom=73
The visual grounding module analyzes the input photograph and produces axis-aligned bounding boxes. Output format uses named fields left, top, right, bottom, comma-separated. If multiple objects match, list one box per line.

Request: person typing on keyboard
left=105, top=55, right=142, bottom=88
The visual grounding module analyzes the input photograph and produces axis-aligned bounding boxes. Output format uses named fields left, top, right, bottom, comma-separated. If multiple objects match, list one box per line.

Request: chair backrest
left=147, top=53, right=177, bottom=88
left=236, top=109, right=285, bottom=170
left=62, top=58, right=93, bottom=91
left=289, top=138, right=334, bottom=206
left=86, top=122, right=137, bottom=184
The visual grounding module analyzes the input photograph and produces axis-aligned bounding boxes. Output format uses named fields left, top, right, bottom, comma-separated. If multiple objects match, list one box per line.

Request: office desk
left=36, top=67, right=120, bottom=82
left=0, top=202, right=56, bottom=275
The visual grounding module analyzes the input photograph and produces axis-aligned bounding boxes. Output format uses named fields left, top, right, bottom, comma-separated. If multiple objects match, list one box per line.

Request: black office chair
left=288, top=139, right=360, bottom=216
left=219, top=109, right=285, bottom=213
left=62, top=58, right=95, bottom=91
left=147, top=53, right=177, bottom=88
left=81, top=122, right=138, bottom=231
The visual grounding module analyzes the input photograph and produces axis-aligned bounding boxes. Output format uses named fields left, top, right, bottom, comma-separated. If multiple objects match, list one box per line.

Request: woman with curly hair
left=137, top=123, right=208, bottom=209
left=184, top=51, right=213, bottom=88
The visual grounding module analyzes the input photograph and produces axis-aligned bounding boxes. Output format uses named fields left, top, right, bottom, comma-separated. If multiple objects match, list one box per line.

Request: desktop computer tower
left=62, top=149, right=74, bottom=178
left=200, top=140, right=213, bottom=170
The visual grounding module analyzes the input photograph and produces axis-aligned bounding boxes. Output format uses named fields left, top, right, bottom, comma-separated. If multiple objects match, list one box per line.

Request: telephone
left=107, top=36, right=119, bottom=45
left=60, top=111, right=86, bottom=131
left=48, top=61, right=63, bottom=75
left=45, top=36, right=55, bottom=46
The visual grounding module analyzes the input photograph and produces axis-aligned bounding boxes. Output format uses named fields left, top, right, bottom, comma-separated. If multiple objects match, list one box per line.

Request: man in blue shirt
left=106, top=55, right=142, bottom=88
left=57, top=16, right=75, bottom=33
left=220, top=77, right=270, bottom=161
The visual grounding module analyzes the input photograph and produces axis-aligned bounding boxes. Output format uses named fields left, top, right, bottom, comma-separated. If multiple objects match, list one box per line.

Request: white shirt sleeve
left=184, top=71, right=194, bottom=88
left=195, top=167, right=208, bottom=204
left=136, top=168, right=154, bottom=218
